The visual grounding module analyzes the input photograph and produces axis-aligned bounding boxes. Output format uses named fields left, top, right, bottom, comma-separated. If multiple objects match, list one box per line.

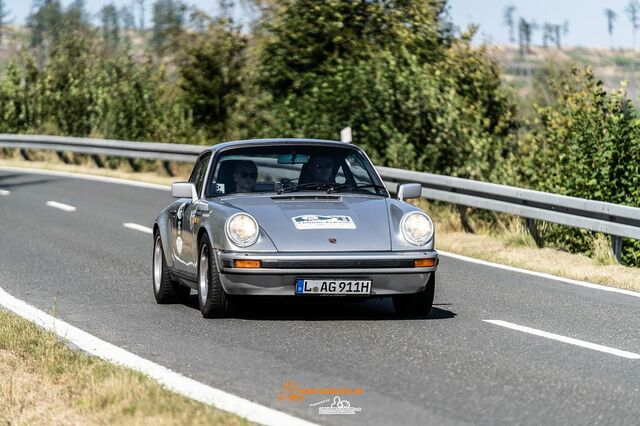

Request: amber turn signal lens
left=414, top=259, right=435, bottom=268
left=234, top=260, right=261, bottom=268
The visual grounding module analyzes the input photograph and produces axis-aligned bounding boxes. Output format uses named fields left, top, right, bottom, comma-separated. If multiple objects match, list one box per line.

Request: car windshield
left=205, top=144, right=387, bottom=197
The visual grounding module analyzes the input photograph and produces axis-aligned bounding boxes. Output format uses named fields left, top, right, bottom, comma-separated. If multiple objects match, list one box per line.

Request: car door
left=173, top=152, right=211, bottom=275
left=180, top=152, right=212, bottom=275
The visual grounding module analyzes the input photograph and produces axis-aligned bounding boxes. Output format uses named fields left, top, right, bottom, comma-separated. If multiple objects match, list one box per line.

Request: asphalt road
left=1, top=168, right=639, bottom=426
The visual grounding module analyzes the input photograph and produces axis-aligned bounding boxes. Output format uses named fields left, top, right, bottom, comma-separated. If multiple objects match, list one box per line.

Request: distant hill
left=490, top=45, right=640, bottom=101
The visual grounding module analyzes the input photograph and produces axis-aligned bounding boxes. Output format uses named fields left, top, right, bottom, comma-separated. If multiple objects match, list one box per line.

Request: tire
left=197, top=236, right=229, bottom=318
left=153, top=233, right=190, bottom=304
left=392, top=273, right=435, bottom=317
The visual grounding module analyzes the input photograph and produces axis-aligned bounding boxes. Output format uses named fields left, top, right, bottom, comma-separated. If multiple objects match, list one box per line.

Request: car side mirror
left=171, top=182, right=198, bottom=203
left=397, top=183, right=422, bottom=201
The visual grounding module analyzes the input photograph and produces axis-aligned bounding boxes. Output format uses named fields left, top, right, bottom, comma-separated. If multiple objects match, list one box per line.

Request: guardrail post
left=19, top=149, right=31, bottom=161
left=56, top=151, right=72, bottom=164
left=456, top=205, right=475, bottom=233
left=162, top=160, right=175, bottom=177
left=611, top=236, right=623, bottom=263
left=127, top=158, right=141, bottom=172
left=92, top=155, right=105, bottom=168
left=526, top=218, right=543, bottom=247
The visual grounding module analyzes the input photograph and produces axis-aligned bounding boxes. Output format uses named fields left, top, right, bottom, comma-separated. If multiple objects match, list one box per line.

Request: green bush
left=522, top=67, right=640, bottom=265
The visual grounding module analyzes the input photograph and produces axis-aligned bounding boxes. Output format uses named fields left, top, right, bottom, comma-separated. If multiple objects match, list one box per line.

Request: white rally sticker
left=292, top=215, right=356, bottom=230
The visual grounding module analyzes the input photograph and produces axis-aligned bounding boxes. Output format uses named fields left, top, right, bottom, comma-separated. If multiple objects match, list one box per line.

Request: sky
left=3, top=1, right=243, bottom=27
left=3, top=0, right=639, bottom=48
left=448, top=0, right=639, bottom=48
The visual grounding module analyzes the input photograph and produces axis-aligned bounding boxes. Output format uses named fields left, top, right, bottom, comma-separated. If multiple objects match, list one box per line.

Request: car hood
left=224, top=194, right=391, bottom=252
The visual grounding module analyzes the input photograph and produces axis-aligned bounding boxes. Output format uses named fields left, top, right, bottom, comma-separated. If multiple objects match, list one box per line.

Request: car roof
left=205, top=138, right=360, bottom=154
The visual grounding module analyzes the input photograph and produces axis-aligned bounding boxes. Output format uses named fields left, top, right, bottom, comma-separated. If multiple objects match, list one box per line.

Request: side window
left=345, top=154, right=371, bottom=184
left=189, top=153, right=211, bottom=195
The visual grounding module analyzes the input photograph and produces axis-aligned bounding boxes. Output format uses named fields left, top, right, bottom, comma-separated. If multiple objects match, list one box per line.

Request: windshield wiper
left=277, top=182, right=333, bottom=194
left=327, top=183, right=388, bottom=195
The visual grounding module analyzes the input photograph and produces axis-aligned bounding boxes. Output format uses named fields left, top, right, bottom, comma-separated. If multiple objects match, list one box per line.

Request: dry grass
left=412, top=200, right=640, bottom=292
left=0, top=310, right=250, bottom=426
left=437, top=231, right=640, bottom=291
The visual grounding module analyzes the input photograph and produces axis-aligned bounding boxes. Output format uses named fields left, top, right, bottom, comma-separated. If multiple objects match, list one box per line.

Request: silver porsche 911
left=153, top=139, right=438, bottom=317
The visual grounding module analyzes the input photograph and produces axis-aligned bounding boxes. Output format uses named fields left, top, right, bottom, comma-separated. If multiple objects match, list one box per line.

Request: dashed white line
left=0, top=189, right=9, bottom=195
left=0, top=287, right=316, bottom=426
left=123, top=223, right=153, bottom=234
left=46, top=200, right=77, bottom=212
left=484, top=320, right=640, bottom=360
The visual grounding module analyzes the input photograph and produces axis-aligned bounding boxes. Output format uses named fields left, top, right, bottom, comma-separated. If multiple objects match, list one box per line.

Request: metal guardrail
left=0, top=134, right=202, bottom=162
left=2, top=134, right=639, bottom=259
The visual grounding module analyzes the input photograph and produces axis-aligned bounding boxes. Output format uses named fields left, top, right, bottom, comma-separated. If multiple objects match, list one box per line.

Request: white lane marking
left=484, top=320, right=640, bottom=360
left=0, top=166, right=170, bottom=191
left=0, top=287, right=318, bottom=426
left=123, top=223, right=153, bottom=234
left=0, top=189, right=9, bottom=195
left=46, top=201, right=77, bottom=212
left=439, top=250, right=640, bottom=299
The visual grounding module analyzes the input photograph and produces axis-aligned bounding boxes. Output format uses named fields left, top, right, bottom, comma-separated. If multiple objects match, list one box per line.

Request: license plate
left=295, top=278, right=371, bottom=295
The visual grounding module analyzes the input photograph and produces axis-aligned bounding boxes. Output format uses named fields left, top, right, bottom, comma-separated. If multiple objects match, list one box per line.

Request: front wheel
left=153, top=234, right=190, bottom=304
left=197, top=237, right=229, bottom=318
left=392, top=273, right=435, bottom=317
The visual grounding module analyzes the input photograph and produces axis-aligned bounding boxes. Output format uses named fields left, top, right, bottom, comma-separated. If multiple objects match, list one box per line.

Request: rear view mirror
left=277, top=153, right=309, bottom=164
left=397, top=183, right=422, bottom=201
left=171, top=182, right=197, bottom=203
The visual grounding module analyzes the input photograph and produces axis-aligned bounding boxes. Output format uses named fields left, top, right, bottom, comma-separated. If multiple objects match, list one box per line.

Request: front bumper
left=216, top=250, right=438, bottom=296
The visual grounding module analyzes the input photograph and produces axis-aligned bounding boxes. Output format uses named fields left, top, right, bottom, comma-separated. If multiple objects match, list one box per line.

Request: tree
left=120, top=5, right=135, bottom=30
left=0, top=0, right=12, bottom=44
left=41, top=30, right=98, bottom=136
left=99, top=3, right=120, bottom=50
left=554, top=21, right=569, bottom=48
left=178, top=18, right=247, bottom=138
left=136, top=0, right=145, bottom=30
left=525, top=67, right=640, bottom=265
left=218, top=0, right=234, bottom=19
left=518, top=18, right=536, bottom=56
left=626, top=0, right=640, bottom=48
left=605, top=8, right=616, bottom=48
left=503, top=5, right=516, bottom=43
left=65, top=0, right=89, bottom=29
left=27, top=0, right=65, bottom=66
left=261, top=0, right=450, bottom=100
left=151, top=0, right=187, bottom=54
left=542, top=22, right=553, bottom=48
left=258, top=1, right=517, bottom=177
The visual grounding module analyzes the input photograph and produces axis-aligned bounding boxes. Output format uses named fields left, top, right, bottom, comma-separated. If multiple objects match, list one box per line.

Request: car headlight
left=225, top=213, right=259, bottom=247
left=400, top=212, right=434, bottom=246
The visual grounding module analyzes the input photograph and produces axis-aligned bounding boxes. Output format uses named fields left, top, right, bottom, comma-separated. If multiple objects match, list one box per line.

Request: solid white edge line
left=484, top=320, right=640, bottom=359
left=0, top=287, right=318, bottom=426
left=0, top=166, right=170, bottom=191
left=123, top=223, right=153, bottom=234
left=0, top=189, right=9, bottom=195
left=46, top=200, right=77, bottom=212
left=3, top=166, right=637, bottom=300
left=439, top=250, right=640, bottom=299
